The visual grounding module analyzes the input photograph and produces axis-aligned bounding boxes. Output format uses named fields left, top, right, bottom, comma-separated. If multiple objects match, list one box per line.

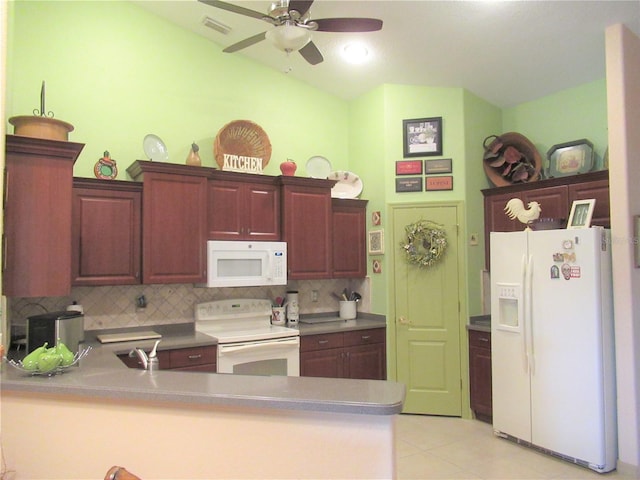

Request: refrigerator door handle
left=521, top=254, right=529, bottom=373
left=526, top=254, right=535, bottom=375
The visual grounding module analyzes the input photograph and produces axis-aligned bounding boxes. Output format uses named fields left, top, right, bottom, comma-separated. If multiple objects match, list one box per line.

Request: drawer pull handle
left=478, top=337, right=489, bottom=342
left=361, top=335, right=371, bottom=340
left=188, top=354, right=202, bottom=360
left=318, top=340, right=329, bottom=344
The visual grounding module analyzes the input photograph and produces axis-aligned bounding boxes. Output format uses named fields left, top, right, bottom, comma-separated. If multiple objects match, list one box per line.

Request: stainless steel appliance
left=206, top=241, right=287, bottom=288
left=26, top=310, right=85, bottom=353
left=195, top=299, right=300, bottom=376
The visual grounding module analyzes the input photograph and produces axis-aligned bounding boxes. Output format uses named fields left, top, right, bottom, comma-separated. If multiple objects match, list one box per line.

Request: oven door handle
left=219, top=338, right=299, bottom=355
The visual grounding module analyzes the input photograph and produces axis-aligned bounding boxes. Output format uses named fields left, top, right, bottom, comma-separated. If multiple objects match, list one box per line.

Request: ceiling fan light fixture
left=342, top=42, right=369, bottom=64
left=266, top=22, right=311, bottom=52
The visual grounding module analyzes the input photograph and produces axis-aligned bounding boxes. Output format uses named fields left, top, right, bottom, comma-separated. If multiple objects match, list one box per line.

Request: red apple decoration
left=280, top=159, right=297, bottom=176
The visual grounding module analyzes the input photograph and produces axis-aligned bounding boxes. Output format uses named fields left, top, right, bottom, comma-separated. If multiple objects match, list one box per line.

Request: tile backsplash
left=8, top=278, right=371, bottom=333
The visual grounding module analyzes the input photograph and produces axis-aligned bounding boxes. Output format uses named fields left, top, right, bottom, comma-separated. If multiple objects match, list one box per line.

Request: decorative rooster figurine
left=504, top=198, right=541, bottom=230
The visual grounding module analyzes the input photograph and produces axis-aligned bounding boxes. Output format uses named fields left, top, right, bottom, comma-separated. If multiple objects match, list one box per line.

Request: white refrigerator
left=490, top=227, right=617, bottom=473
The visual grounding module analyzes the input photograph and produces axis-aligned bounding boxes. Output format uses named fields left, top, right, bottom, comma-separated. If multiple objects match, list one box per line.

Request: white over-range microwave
left=206, top=240, right=287, bottom=288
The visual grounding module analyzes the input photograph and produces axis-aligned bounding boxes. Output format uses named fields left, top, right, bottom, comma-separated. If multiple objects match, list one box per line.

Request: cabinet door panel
left=246, top=184, right=280, bottom=240
left=282, top=186, right=332, bottom=279
left=300, top=349, right=344, bottom=378
left=3, top=136, right=83, bottom=297
left=143, top=173, right=207, bottom=284
left=522, top=186, right=568, bottom=222
left=469, top=343, right=493, bottom=418
left=332, top=203, right=366, bottom=278
left=347, top=343, right=386, bottom=380
left=208, top=181, right=243, bottom=240
left=72, top=187, right=141, bottom=285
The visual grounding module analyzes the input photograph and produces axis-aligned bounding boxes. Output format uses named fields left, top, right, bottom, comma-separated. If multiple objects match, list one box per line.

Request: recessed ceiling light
left=342, top=43, right=369, bottom=64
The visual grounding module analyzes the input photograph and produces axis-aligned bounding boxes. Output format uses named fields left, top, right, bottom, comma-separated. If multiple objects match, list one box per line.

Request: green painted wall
left=5, top=0, right=349, bottom=178
left=462, top=91, right=502, bottom=315
left=502, top=79, right=609, bottom=172
left=348, top=85, right=387, bottom=314
left=383, top=85, right=466, bottom=202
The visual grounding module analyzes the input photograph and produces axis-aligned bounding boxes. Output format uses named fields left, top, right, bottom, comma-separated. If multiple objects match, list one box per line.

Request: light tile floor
left=396, top=414, right=636, bottom=480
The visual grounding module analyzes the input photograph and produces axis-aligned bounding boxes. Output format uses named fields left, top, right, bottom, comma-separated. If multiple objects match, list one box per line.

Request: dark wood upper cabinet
left=482, top=170, right=610, bottom=269
left=332, top=198, right=368, bottom=278
left=72, top=178, right=142, bottom=286
left=3, top=135, right=83, bottom=297
left=127, top=161, right=208, bottom=284
left=208, top=170, right=280, bottom=241
left=280, top=176, right=335, bottom=280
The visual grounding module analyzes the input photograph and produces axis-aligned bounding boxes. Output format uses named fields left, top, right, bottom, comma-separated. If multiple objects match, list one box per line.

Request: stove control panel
left=196, top=298, right=273, bottom=321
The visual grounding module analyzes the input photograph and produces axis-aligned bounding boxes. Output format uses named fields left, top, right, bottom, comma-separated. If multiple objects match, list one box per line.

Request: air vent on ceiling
left=202, top=16, right=232, bottom=35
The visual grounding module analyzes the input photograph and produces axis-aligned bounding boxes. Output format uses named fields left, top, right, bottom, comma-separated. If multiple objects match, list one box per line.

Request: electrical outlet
left=470, top=233, right=479, bottom=246
left=311, top=290, right=318, bottom=302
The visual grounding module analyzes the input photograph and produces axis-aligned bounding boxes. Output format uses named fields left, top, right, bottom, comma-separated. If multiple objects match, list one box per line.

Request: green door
left=393, top=204, right=461, bottom=415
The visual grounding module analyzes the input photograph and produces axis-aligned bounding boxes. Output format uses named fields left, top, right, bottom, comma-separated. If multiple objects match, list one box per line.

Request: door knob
left=398, top=316, right=411, bottom=325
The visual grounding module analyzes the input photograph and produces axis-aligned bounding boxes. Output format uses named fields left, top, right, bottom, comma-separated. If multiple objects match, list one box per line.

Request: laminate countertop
left=1, top=317, right=403, bottom=416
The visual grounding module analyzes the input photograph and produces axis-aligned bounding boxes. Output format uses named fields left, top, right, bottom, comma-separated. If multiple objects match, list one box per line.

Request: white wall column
left=605, top=23, right=640, bottom=473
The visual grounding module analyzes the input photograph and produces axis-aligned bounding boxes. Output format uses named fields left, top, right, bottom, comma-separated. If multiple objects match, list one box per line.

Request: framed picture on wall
left=402, top=117, right=443, bottom=157
left=368, top=229, right=385, bottom=255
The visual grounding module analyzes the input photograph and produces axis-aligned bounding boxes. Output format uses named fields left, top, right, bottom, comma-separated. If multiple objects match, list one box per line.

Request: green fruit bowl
left=5, top=346, right=92, bottom=376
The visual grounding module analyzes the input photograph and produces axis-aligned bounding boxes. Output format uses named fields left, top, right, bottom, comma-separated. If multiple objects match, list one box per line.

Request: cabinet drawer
left=343, top=328, right=385, bottom=347
left=469, top=330, right=491, bottom=348
left=169, top=346, right=217, bottom=368
left=300, top=332, right=344, bottom=352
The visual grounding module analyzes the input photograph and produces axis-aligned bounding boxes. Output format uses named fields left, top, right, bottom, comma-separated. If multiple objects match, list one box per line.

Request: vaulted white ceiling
left=134, top=0, right=640, bottom=108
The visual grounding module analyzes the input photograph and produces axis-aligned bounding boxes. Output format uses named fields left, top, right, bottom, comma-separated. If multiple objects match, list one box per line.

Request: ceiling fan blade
left=288, top=0, right=314, bottom=17
left=313, top=18, right=383, bottom=32
left=223, top=31, right=267, bottom=53
left=198, top=0, right=267, bottom=21
left=299, top=41, right=323, bottom=65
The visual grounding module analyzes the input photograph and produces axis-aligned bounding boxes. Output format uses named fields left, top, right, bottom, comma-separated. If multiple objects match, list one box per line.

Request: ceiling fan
left=199, top=0, right=383, bottom=65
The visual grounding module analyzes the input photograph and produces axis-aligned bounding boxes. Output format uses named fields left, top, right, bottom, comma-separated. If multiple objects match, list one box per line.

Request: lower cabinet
left=118, top=345, right=217, bottom=372
left=300, top=328, right=386, bottom=380
left=468, top=330, right=492, bottom=422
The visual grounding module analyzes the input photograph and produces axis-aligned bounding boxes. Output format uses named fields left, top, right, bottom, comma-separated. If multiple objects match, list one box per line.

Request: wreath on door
left=400, top=220, right=448, bottom=268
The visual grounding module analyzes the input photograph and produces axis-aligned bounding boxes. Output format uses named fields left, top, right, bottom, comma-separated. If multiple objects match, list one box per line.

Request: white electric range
left=195, top=298, right=300, bottom=376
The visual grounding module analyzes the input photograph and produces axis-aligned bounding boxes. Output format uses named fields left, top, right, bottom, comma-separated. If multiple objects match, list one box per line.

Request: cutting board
left=97, top=330, right=161, bottom=344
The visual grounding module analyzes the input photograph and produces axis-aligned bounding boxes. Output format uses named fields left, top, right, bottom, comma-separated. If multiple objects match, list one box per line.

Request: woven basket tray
left=482, top=132, right=542, bottom=187
left=214, top=120, right=272, bottom=170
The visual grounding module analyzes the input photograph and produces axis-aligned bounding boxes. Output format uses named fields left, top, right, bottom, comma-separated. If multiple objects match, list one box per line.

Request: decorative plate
left=328, top=171, right=363, bottom=199
left=306, top=155, right=332, bottom=179
left=213, top=120, right=272, bottom=172
left=143, top=134, right=169, bottom=162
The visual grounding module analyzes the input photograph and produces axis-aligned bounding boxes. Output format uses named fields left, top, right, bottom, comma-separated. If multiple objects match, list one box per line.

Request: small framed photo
left=403, top=117, right=442, bottom=157
left=368, top=229, right=385, bottom=255
left=567, top=199, right=596, bottom=229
